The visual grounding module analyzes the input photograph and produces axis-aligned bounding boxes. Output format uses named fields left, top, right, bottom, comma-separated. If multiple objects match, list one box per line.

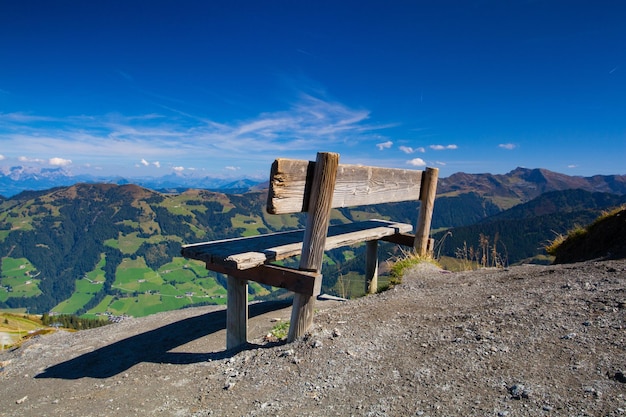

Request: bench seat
left=181, top=219, right=413, bottom=270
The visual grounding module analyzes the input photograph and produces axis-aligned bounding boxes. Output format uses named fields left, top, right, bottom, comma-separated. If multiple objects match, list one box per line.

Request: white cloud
left=0, top=154, right=5, bottom=160
left=400, top=146, right=426, bottom=154
left=153, top=161, right=161, bottom=168
left=435, top=161, right=446, bottom=166
left=49, top=157, right=72, bottom=166
left=430, top=144, right=457, bottom=150
left=225, top=166, right=240, bottom=171
left=567, top=164, right=578, bottom=169
left=498, top=143, right=516, bottom=150
left=140, top=158, right=149, bottom=166
left=18, top=156, right=45, bottom=163
left=376, top=141, right=393, bottom=150
left=407, top=158, right=426, bottom=167
left=173, top=166, right=185, bottom=172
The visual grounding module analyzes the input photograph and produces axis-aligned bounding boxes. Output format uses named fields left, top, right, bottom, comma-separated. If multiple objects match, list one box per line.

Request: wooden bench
left=181, top=152, right=438, bottom=349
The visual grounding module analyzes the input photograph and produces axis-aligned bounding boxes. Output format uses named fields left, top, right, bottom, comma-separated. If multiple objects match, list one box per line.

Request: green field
left=52, top=254, right=106, bottom=314
left=72, top=257, right=230, bottom=318
left=0, top=257, right=42, bottom=301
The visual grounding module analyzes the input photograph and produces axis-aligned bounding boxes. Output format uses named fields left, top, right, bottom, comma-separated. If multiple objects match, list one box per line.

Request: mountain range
left=0, top=166, right=624, bottom=318
left=0, top=165, right=262, bottom=198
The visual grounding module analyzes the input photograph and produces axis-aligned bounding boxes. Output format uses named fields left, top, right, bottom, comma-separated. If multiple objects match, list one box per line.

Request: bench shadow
left=35, top=300, right=291, bottom=380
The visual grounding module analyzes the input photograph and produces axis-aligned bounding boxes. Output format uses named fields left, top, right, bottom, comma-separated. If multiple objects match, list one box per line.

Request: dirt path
left=1, top=260, right=625, bottom=416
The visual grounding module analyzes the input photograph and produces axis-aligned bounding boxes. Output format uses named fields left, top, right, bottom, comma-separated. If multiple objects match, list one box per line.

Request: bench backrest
left=267, top=158, right=435, bottom=214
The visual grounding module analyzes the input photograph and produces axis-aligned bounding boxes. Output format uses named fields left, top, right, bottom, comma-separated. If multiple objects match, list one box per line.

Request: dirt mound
left=1, top=260, right=625, bottom=416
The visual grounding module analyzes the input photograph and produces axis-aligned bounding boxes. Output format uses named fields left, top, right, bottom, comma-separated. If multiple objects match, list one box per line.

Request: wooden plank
left=268, top=159, right=425, bottom=214
left=289, top=152, right=339, bottom=342
left=205, top=263, right=322, bottom=296
left=414, top=167, right=439, bottom=256
left=181, top=219, right=412, bottom=270
left=226, top=276, right=248, bottom=350
left=365, top=240, right=378, bottom=294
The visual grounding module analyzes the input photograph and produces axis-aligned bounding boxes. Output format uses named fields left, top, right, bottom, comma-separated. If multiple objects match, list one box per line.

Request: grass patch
left=387, top=250, right=439, bottom=287
left=231, top=214, right=265, bottom=236
left=1, top=257, right=42, bottom=298
left=269, top=320, right=290, bottom=340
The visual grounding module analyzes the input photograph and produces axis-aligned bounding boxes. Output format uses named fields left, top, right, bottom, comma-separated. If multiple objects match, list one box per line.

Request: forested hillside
left=433, top=190, right=626, bottom=265
left=1, top=168, right=625, bottom=318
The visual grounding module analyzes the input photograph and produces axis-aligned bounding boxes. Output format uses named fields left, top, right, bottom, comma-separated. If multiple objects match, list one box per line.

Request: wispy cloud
left=430, top=144, right=457, bottom=150
left=567, top=164, right=578, bottom=169
left=399, top=146, right=425, bottom=154
left=19, top=156, right=45, bottom=164
left=376, top=141, right=393, bottom=150
left=0, top=154, right=5, bottom=161
left=498, top=143, right=516, bottom=150
left=0, top=94, right=393, bottom=174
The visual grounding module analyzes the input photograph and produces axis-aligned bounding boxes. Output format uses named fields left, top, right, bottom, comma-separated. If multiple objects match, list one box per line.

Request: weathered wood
left=180, top=151, right=439, bottom=349
left=181, top=219, right=412, bottom=270
left=226, top=276, right=248, bottom=350
left=414, top=167, right=439, bottom=256
left=205, top=263, right=322, bottom=296
left=365, top=240, right=379, bottom=294
left=268, top=159, right=424, bottom=214
left=288, top=152, right=339, bottom=342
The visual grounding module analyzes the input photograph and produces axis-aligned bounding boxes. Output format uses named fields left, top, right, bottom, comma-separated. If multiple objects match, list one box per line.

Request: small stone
left=312, top=340, right=323, bottom=348
left=280, top=349, right=295, bottom=357
left=16, top=396, right=28, bottom=404
left=224, top=381, right=236, bottom=390
left=584, top=386, right=596, bottom=394
left=332, top=328, right=341, bottom=337
left=561, top=332, right=577, bottom=340
left=509, top=384, right=530, bottom=399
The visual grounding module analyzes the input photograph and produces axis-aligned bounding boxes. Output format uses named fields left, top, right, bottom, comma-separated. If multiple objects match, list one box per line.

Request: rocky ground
left=1, top=259, right=625, bottom=417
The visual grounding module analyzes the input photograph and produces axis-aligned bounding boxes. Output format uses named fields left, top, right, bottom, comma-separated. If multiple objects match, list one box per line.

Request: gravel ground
left=1, top=259, right=625, bottom=417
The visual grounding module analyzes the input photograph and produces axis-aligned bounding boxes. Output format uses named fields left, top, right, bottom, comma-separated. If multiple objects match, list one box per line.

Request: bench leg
left=365, top=240, right=379, bottom=294
left=226, top=275, right=248, bottom=350
left=287, top=293, right=315, bottom=342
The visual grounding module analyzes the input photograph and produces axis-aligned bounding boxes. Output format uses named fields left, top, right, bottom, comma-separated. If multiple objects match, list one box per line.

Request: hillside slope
left=551, top=206, right=626, bottom=264
left=1, top=259, right=625, bottom=416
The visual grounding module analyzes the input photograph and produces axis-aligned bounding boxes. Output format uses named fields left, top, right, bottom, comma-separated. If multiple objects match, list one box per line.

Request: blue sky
left=1, top=0, right=624, bottom=180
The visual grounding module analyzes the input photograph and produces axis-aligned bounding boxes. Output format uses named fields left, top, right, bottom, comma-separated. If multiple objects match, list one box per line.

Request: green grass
left=114, top=257, right=163, bottom=286
left=52, top=253, right=107, bottom=314
left=53, top=292, right=95, bottom=314
left=261, top=212, right=301, bottom=230
left=0, top=257, right=42, bottom=299
left=269, top=320, right=290, bottom=340
left=231, top=213, right=265, bottom=236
